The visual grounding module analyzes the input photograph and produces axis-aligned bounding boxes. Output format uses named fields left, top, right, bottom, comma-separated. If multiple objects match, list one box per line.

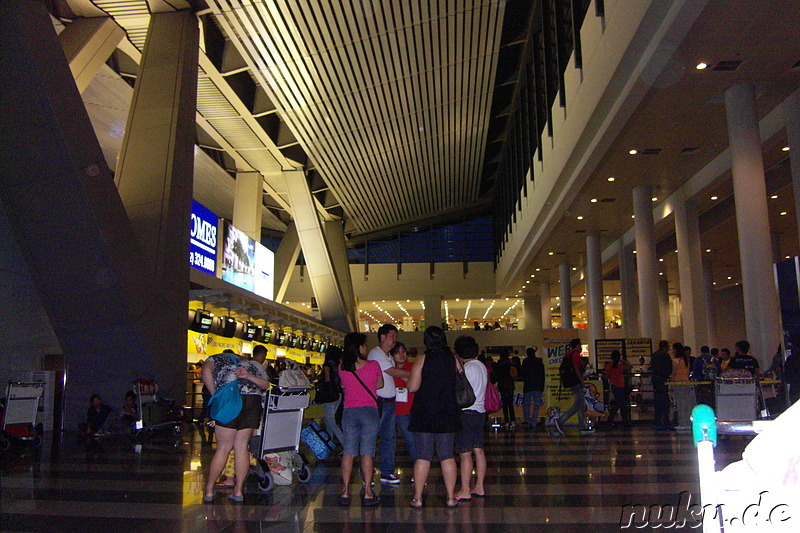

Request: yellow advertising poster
left=542, top=329, right=579, bottom=412
left=187, top=331, right=208, bottom=363
left=264, top=344, right=278, bottom=361
left=206, top=334, right=246, bottom=355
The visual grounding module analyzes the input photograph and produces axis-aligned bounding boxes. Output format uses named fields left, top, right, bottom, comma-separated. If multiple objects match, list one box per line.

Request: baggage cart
left=0, top=381, right=45, bottom=451
left=252, top=386, right=312, bottom=491
left=131, top=379, right=184, bottom=438
left=714, top=377, right=758, bottom=435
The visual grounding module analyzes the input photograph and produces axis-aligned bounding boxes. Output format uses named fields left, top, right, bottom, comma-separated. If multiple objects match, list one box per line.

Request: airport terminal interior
left=1, top=0, right=800, bottom=531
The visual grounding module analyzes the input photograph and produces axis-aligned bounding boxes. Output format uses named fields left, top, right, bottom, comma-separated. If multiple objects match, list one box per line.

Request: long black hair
left=673, top=342, right=689, bottom=367
left=423, top=325, right=448, bottom=354
left=324, top=345, right=343, bottom=366
left=341, top=332, right=366, bottom=372
left=611, top=349, right=621, bottom=368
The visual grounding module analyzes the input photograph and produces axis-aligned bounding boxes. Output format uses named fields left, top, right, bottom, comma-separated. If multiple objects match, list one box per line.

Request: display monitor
left=300, top=337, right=309, bottom=350
left=261, top=328, right=273, bottom=344
left=189, top=309, right=214, bottom=333
left=243, top=322, right=257, bottom=340
left=277, top=331, right=288, bottom=346
left=318, top=341, right=328, bottom=353
left=220, top=317, right=237, bottom=338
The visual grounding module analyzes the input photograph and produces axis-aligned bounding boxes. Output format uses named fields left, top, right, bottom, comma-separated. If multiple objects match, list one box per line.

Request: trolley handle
left=691, top=404, right=717, bottom=447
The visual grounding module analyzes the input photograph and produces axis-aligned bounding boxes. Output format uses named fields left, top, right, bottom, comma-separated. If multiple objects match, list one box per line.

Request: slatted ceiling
left=208, top=0, right=503, bottom=235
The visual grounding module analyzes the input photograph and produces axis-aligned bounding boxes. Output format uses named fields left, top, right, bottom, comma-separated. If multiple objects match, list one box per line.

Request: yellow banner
left=308, top=351, right=324, bottom=365
left=286, top=347, right=307, bottom=364
left=595, top=339, right=624, bottom=369
left=542, top=329, right=580, bottom=413
left=625, top=338, right=653, bottom=360
left=187, top=331, right=208, bottom=362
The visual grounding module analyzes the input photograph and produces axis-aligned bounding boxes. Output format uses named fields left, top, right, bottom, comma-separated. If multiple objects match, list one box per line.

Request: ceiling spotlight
left=711, top=196, right=718, bottom=201
left=706, top=249, right=711, bottom=253
left=536, top=268, right=541, bottom=271
left=577, top=215, right=584, bottom=220
left=780, top=211, right=788, bottom=216
left=652, top=197, right=658, bottom=202
left=629, top=149, right=638, bottom=155
left=659, top=272, right=664, bottom=275
left=608, top=177, right=615, bottom=182
left=782, top=146, right=790, bottom=152
left=631, top=215, right=635, bottom=219
left=696, top=62, right=708, bottom=70
left=590, top=198, right=598, bottom=203
left=727, top=276, right=732, bottom=280
left=659, top=258, right=664, bottom=262
left=548, top=251, right=554, bottom=255
left=572, top=267, right=576, bottom=271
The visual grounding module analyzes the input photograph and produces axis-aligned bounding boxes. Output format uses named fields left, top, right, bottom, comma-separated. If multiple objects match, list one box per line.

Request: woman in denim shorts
left=338, top=332, right=384, bottom=507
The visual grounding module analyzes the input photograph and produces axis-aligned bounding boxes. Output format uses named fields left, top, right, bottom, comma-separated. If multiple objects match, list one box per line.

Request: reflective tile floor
left=0, top=423, right=750, bottom=532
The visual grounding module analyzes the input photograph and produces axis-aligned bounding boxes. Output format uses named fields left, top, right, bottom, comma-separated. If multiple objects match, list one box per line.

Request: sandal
left=445, top=497, right=459, bottom=508
left=338, top=494, right=350, bottom=507
left=410, top=498, right=423, bottom=509
left=362, top=495, right=381, bottom=507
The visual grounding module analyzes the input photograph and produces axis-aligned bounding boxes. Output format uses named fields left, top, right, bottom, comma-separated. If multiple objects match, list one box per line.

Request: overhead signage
left=253, top=241, right=274, bottom=301
left=189, top=200, right=218, bottom=275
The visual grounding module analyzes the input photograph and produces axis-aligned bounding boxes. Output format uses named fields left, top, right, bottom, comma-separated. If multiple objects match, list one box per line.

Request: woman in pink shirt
left=338, top=332, right=384, bottom=507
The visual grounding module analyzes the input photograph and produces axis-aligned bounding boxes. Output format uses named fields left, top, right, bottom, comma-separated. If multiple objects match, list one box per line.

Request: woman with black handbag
left=317, top=346, right=344, bottom=447
left=338, top=332, right=384, bottom=507
left=407, top=326, right=462, bottom=508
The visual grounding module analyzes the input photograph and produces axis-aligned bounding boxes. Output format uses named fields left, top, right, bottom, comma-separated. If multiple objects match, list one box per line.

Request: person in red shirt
left=604, top=350, right=632, bottom=427
left=554, top=338, right=593, bottom=434
left=391, top=342, right=416, bottom=462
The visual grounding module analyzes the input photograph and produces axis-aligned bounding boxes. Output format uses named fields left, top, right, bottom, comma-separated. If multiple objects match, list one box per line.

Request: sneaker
left=380, top=474, right=401, bottom=484
left=552, top=416, right=564, bottom=435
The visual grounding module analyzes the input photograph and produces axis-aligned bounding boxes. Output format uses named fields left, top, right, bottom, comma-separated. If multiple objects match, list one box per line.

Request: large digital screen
left=221, top=222, right=256, bottom=292
left=189, top=200, right=218, bottom=275
left=253, top=241, right=274, bottom=301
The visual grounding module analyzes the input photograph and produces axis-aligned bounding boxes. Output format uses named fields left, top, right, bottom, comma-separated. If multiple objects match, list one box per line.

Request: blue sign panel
left=189, top=200, right=218, bottom=275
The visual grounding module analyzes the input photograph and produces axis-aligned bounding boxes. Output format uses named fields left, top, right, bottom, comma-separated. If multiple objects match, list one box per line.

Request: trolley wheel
left=32, top=435, right=42, bottom=447
left=0, top=433, right=10, bottom=452
left=297, top=463, right=311, bottom=484
left=172, top=424, right=183, bottom=436
left=258, top=472, right=274, bottom=492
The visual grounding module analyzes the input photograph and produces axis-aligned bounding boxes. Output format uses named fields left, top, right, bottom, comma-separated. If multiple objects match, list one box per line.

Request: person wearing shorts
left=338, top=332, right=383, bottom=507
left=407, top=326, right=462, bottom=508
left=202, top=350, right=269, bottom=503
left=453, top=335, right=488, bottom=500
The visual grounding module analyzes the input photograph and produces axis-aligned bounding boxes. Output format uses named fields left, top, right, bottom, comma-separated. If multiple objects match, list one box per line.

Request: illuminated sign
left=189, top=200, right=218, bottom=275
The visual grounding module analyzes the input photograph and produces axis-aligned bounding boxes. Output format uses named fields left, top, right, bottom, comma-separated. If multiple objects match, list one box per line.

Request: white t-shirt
left=367, top=345, right=395, bottom=399
left=464, top=359, right=488, bottom=413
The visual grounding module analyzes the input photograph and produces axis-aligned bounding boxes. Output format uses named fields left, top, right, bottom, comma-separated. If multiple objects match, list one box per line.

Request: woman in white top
left=452, top=336, right=488, bottom=500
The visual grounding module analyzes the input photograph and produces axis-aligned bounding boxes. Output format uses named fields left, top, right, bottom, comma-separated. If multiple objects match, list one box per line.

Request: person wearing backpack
left=553, top=339, right=592, bottom=434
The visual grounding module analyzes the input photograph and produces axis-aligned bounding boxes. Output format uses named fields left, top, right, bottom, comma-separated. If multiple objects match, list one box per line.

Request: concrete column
left=586, top=232, right=605, bottom=362
left=658, top=278, right=671, bottom=341
left=274, top=222, right=301, bottom=303
left=540, top=282, right=552, bottom=329
left=703, top=258, right=718, bottom=349
left=633, top=185, right=661, bottom=341
left=283, top=170, right=352, bottom=332
left=233, top=171, right=262, bottom=242
left=619, top=242, right=639, bottom=337
left=324, top=220, right=357, bottom=328
left=523, top=297, right=542, bottom=331
left=786, top=90, right=800, bottom=251
left=559, top=262, right=573, bottom=328
left=59, top=17, right=125, bottom=93
left=674, top=197, right=710, bottom=349
left=724, top=82, right=782, bottom=367
left=114, top=10, right=200, bottom=400
left=423, top=297, right=441, bottom=330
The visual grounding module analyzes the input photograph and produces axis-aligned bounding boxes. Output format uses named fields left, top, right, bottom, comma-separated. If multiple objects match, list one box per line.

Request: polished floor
left=0, top=421, right=750, bottom=532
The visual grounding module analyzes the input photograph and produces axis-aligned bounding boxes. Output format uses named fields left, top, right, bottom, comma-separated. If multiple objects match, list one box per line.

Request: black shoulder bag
left=350, top=368, right=383, bottom=419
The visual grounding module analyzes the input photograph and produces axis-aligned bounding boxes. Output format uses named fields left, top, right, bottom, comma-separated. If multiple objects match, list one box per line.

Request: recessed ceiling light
left=782, top=146, right=790, bottom=151
left=548, top=251, right=554, bottom=255
left=652, top=197, right=658, bottom=202
left=633, top=250, right=637, bottom=254
left=590, top=198, right=598, bottom=203
left=713, top=282, right=717, bottom=285
left=577, top=216, right=584, bottom=220
left=631, top=215, right=635, bottom=219
left=696, top=62, right=708, bottom=70
left=727, top=276, right=732, bottom=280
left=608, top=177, right=615, bottom=182
left=711, top=196, right=718, bottom=201
left=706, top=249, right=711, bottom=253
left=572, top=267, right=576, bottom=271
left=629, top=149, right=638, bottom=155
left=536, top=268, right=540, bottom=271
left=659, top=258, right=664, bottom=262
left=786, top=256, right=791, bottom=259
left=659, top=272, right=664, bottom=275
left=771, top=195, right=778, bottom=199
left=780, top=211, right=788, bottom=216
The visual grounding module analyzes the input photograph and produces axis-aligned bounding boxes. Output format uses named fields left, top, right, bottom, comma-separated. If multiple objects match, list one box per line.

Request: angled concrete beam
left=59, top=16, right=125, bottom=93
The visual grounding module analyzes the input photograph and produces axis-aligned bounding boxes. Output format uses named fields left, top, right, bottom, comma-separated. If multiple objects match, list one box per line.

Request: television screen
left=220, top=317, right=237, bottom=338
left=300, top=337, right=309, bottom=350
left=310, top=339, right=319, bottom=352
left=318, top=341, right=328, bottom=353
left=262, top=328, right=273, bottom=344
left=189, top=310, right=214, bottom=333
left=277, top=331, right=287, bottom=346
left=243, top=322, right=257, bottom=340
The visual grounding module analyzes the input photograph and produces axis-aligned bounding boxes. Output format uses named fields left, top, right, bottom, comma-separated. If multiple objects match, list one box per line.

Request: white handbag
left=278, top=360, right=312, bottom=389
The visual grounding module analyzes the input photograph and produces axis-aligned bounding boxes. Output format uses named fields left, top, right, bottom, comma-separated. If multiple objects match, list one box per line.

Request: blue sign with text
left=189, top=200, right=218, bottom=275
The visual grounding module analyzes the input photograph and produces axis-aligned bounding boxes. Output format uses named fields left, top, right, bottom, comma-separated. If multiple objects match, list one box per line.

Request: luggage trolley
left=253, top=386, right=312, bottom=492
left=0, top=381, right=45, bottom=451
left=131, top=379, right=184, bottom=438
left=714, top=377, right=760, bottom=436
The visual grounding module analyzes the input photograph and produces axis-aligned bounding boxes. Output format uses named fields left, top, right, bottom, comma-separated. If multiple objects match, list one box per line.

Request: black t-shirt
left=521, top=356, right=545, bottom=392
left=728, top=354, right=760, bottom=376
